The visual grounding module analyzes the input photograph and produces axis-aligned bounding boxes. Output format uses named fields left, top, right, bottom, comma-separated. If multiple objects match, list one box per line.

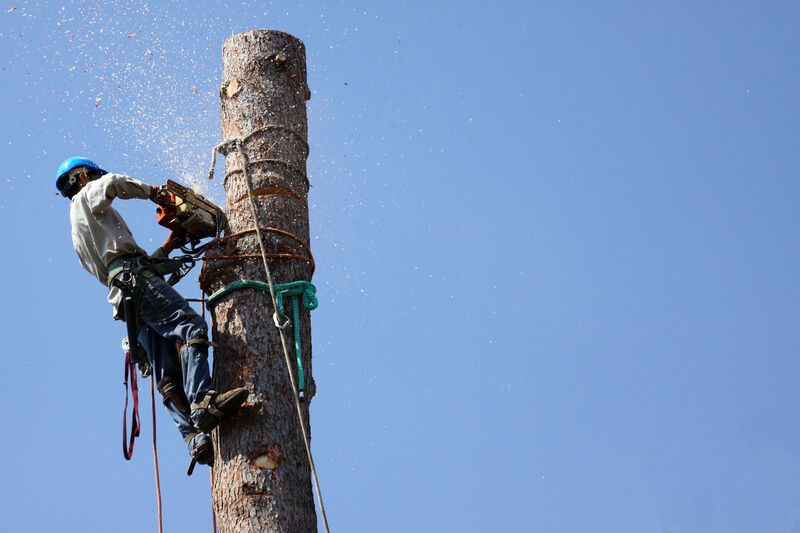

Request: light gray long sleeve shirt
left=69, top=173, right=155, bottom=316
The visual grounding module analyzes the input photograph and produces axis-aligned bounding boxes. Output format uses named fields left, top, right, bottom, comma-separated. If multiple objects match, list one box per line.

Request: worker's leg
left=138, top=321, right=213, bottom=465
left=136, top=275, right=213, bottom=404
left=137, top=323, right=195, bottom=438
left=138, top=274, right=248, bottom=435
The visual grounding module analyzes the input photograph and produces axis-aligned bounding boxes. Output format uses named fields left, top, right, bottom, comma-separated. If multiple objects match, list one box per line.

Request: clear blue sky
left=1, top=1, right=799, bottom=532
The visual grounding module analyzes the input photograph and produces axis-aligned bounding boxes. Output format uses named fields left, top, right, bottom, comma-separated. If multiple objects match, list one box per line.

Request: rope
left=238, top=125, right=310, bottom=155
left=224, top=159, right=308, bottom=189
left=206, top=279, right=317, bottom=309
left=202, top=293, right=219, bottom=533
left=206, top=125, right=308, bottom=182
left=203, top=253, right=315, bottom=274
left=122, top=350, right=141, bottom=460
left=212, top=136, right=331, bottom=533
left=149, top=374, right=164, bottom=533
left=202, top=226, right=316, bottom=274
left=206, top=280, right=318, bottom=395
left=232, top=185, right=303, bottom=204
left=212, top=227, right=314, bottom=259
left=278, top=281, right=317, bottom=396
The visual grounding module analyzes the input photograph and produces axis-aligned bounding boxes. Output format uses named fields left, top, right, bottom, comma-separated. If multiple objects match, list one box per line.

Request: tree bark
left=199, top=29, right=316, bottom=533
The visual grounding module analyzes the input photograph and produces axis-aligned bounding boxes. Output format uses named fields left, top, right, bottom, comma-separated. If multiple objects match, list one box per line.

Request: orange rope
left=209, top=228, right=313, bottom=267
left=224, top=158, right=308, bottom=189
left=202, top=227, right=315, bottom=274
left=203, top=253, right=315, bottom=274
left=213, top=227, right=312, bottom=256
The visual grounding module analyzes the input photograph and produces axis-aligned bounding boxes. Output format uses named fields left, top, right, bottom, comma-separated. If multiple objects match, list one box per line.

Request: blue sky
left=1, top=1, right=799, bottom=532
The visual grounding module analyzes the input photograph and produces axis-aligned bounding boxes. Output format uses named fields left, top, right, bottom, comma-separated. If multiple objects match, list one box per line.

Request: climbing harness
left=110, top=252, right=197, bottom=396
left=110, top=253, right=197, bottom=463
left=109, top=252, right=201, bottom=378
left=207, top=279, right=317, bottom=397
left=111, top=258, right=152, bottom=377
left=110, top=253, right=201, bottom=289
left=207, top=130, right=331, bottom=533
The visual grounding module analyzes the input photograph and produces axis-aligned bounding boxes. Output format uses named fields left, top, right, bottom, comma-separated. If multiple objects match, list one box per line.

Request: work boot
left=185, top=432, right=213, bottom=476
left=191, top=388, right=250, bottom=434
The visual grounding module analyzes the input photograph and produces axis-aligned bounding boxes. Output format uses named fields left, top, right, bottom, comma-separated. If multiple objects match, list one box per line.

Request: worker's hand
left=149, top=185, right=171, bottom=205
left=160, top=230, right=188, bottom=254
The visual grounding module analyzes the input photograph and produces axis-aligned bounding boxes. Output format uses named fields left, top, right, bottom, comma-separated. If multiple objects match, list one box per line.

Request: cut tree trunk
left=199, top=29, right=317, bottom=533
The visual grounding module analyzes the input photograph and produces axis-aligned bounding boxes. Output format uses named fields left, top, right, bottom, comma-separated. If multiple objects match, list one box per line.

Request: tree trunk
left=199, top=29, right=317, bottom=533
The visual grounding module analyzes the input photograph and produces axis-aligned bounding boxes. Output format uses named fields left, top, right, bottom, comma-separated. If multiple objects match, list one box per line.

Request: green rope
left=206, top=280, right=317, bottom=393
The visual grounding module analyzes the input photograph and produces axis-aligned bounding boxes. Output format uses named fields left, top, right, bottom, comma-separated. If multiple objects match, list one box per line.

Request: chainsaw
left=153, top=179, right=225, bottom=255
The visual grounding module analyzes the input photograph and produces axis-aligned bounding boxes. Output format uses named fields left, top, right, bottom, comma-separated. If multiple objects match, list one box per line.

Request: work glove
left=149, top=184, right=171, bottom=205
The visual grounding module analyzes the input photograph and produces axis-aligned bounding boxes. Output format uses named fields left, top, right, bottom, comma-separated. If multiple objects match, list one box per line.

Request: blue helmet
left=56, top=157, right=107, bottom=196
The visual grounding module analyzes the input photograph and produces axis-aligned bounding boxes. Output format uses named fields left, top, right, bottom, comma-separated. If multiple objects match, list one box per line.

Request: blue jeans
left=136, top=275, right=213, bottom=438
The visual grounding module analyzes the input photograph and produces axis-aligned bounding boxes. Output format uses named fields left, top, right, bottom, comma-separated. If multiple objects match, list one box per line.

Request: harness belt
left=108, top=253, right=190, bottom=289
left=109, top=255, right=155, bottom=376
left=108, top=254, right=155, bottom=289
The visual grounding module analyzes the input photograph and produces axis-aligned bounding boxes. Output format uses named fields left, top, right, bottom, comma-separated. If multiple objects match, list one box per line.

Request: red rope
left=122, top=350, right=140, bottom=460
left=123, top=350, right=163, bottom=531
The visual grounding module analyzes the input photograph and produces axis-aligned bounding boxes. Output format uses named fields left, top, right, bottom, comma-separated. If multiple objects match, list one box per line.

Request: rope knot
left=207, top=138, right=241, bottom=180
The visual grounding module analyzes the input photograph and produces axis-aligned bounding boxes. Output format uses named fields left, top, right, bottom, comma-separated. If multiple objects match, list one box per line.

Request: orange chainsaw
left=153, top=180, right=225, bottom=253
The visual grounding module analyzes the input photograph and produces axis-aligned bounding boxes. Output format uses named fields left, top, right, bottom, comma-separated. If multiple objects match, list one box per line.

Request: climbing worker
left=56, top=156, right=249, bottom=472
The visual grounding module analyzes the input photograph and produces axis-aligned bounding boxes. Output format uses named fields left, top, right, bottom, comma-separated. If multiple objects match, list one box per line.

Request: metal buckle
left=114, top=270, right=136, bottom=290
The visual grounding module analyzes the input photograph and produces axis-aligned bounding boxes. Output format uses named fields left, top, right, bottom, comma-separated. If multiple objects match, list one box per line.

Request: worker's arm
left=152, top=230, right=187, bottom=257
left=86, top=173, right=158, bottom=215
